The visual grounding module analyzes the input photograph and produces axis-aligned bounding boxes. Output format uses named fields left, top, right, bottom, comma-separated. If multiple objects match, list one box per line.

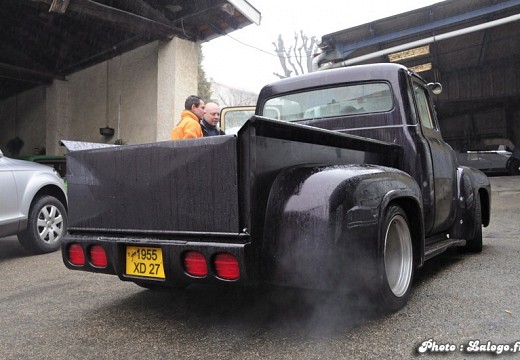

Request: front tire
left=460, top=194, right=482, bottom=253
left=18, top=195, right=68, bottom=254
left=508, top=158, right=520, bottom=176
left=375, top=205, right=414, bottom=313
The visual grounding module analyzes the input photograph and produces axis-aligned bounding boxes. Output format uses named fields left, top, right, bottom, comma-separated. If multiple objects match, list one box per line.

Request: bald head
left=203, top=102, right=221, bottom=126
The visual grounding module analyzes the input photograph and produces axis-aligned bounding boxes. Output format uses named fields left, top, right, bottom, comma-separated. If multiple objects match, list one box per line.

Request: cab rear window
left=261, top=82, right=393, bottom=122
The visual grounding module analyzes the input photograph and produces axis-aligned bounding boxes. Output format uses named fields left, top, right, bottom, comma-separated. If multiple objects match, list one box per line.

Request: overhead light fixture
left=49, top=0, right=70, bottom=14
left=410, top=63, right=432, bottom=73
left=166, top=5, right=183, bottom=13
left=388, top=45, right=430, bottom=62
left=220, top=3, right=235, bottom=16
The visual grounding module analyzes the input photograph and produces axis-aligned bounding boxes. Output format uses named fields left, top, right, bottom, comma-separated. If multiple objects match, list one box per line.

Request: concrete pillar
left=156, top=37, right=199, bottom=142
left=0, top=38, right=200, bottom=153
left=46, top=80, right=70, bottom=155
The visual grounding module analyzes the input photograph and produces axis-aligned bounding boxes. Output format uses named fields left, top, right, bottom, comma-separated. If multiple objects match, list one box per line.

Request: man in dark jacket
left=200, top=102, right=225, bottom=136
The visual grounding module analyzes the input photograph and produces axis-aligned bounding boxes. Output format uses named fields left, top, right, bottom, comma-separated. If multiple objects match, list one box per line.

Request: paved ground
left=0, top=176, right=519, bottom=359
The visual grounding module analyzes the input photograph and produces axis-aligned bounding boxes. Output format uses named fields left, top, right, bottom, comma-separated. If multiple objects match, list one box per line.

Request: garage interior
left=317, top=0, right=520, bottom=153
left=0, top=0, right=260, bottom=156
left=0, top=0, right=258, bottom=101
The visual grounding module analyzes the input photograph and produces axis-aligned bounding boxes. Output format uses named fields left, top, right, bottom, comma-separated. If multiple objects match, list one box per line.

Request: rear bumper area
left=61, top=234, right=253, bottom=288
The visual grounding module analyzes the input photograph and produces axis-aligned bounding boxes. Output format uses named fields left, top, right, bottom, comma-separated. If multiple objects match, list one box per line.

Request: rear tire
left=18, top=195, right=68, bottom=254
left=374, top=205, right=414, bottom=314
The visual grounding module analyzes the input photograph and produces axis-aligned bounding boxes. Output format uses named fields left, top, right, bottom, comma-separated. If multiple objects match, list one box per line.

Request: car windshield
left=261, top=82, right=393, bottom=122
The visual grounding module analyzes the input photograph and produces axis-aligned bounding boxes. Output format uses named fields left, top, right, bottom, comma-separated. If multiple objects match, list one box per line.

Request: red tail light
left=89, top=245, right=108, bottom=268
left=183, top=251, right=208, bottom=277
left=68, top=244, right=85, bottom=266
left=214, top=253, right=239, bottom=280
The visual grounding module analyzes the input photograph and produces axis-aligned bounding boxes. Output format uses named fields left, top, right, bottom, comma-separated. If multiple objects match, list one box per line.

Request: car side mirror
left=427, top=82, right=443, bottom=95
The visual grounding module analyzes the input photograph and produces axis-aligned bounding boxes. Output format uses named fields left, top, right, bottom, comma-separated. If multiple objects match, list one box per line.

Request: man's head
left=203, top=102, right=221, bottom=127
left=185, top=95, right=205, bottom=119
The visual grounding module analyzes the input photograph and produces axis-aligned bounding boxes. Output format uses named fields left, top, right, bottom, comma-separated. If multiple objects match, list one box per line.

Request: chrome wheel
left=384, top=213, right=413, bottom=298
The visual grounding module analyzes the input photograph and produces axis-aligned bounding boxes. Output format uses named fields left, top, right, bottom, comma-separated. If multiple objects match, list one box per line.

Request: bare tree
left=272, top=31, right=317, bottom=79
left=198, top=45, right=212, bottom=102
left=211, top=81, right=257, bottom=107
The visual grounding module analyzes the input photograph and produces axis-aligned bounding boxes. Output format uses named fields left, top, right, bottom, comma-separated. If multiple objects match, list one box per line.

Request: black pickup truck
left=61, top=63, right=491, bottom=313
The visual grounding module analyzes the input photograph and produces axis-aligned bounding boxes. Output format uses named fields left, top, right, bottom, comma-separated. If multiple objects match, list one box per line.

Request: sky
left=202, top=0, right=442, bottom=94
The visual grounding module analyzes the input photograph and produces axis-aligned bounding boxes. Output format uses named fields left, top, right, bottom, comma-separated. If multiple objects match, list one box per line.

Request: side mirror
left=427, top=82, right=443, bottom=95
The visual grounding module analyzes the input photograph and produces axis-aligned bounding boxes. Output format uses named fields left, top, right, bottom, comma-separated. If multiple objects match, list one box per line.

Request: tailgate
left=66, top=136, right=239, bottom=234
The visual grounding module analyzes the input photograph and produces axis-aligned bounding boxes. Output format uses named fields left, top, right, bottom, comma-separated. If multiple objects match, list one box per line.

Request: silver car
left=0, top=149, right=68, bottom=254
left=457, top=144, right=520, bottom=175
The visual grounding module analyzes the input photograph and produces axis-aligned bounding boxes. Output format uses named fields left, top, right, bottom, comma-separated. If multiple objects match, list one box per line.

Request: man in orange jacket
left=170, top=95, right=206, bottom=140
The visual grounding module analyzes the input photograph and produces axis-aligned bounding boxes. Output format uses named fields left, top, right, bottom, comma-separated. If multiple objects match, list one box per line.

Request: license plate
left=125, top=246, right=165, bottom=279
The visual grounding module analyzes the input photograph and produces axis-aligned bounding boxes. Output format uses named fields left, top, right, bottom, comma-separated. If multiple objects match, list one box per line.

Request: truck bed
left=66, top=117, right=401, bottom=240
left=66, top=136, right=240, bottom=235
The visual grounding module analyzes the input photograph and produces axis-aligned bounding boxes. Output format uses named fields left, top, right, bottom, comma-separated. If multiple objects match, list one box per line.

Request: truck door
left=413, top=80, right=457, bottom=236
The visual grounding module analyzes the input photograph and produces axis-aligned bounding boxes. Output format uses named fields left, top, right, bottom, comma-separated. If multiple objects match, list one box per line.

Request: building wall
left=157, top=38, right=199, bottom=141
left=0, top=37, right=198, bottom=156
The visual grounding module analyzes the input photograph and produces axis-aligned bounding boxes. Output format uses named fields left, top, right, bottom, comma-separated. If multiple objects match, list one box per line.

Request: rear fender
left=261, top=164, right=423, bottom=291
left=454, top=166, right=491, bottom=239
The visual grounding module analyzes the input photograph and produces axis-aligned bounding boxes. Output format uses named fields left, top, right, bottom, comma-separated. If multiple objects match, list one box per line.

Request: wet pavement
left=0, top=176, right=519, bottom=359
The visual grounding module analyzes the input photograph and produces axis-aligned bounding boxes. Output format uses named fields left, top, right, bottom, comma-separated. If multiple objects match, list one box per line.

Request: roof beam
left=49, top=0, right=70, bottom=14
left=118, top=0, right=173, bottom=25
left=0, top=62, right=63, bottom=84
left=29, top=0, right=193, bottom=40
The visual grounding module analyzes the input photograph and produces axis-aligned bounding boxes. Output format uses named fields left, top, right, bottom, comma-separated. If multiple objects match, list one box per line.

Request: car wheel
left=508, top=158, right=520, bottom=176
left=460, top=194, right=483, bottom=253
left=17, top=195, right=68, bottom=254
left=375, top=205, right=414, bottom=313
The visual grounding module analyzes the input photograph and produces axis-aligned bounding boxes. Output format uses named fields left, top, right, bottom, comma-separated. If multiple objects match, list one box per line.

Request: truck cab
left=254, top=63, right=489, bottom=251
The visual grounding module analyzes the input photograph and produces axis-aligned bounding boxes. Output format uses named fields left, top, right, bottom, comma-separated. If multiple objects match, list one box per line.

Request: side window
left=413, top=84, right=435, bottom=130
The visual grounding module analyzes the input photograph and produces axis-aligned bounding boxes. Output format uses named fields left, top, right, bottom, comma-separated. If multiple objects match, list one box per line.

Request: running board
left=424, top=238, right=466, bottom=261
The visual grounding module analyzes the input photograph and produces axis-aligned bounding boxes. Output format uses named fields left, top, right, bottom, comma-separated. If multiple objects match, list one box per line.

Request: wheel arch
left=506, top=156, right=520, bottom=175
left=381, top=195, right=425, bottom=268
left=21, top=173, right=68, bottom=216
left=456, top=166, right=491, bottom=234
left=33, top=185, right=68, bottom=212
left=261, top=163, right=424, bottom=290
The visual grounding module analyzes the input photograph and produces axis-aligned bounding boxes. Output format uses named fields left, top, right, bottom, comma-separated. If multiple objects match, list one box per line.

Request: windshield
left=222, top=109, right=255, bottom=135
left=261, top=82, right=393, bottom=122
left=221, top=106, right=281, bottom=134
